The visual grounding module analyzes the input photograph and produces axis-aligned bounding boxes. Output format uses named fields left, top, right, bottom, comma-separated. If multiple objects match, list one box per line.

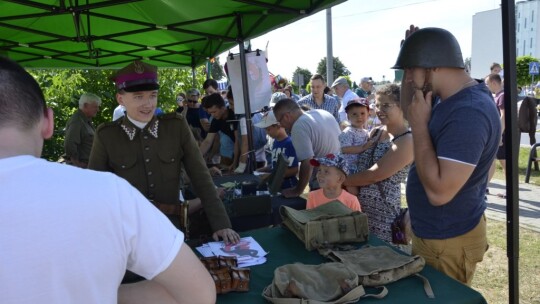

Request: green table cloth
left=216, top=227, right=487, bottom=304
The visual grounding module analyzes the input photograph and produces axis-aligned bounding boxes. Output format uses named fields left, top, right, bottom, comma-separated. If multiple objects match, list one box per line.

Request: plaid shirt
left=297, top=94, right=340, bottom=122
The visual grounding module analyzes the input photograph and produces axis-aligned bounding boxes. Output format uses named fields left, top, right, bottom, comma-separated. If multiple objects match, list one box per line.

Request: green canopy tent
left=0, top=0, right=345, bottom=171
left=0, top=0, right=344, bottom=68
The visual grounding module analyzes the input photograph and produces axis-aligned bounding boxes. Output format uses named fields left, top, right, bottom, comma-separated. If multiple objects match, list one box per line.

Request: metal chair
left=525, top=143, right=540, bottom=183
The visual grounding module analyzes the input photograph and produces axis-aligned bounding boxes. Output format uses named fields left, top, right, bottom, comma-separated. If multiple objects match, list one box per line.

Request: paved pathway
left=486, top=179, right=540, bottom=233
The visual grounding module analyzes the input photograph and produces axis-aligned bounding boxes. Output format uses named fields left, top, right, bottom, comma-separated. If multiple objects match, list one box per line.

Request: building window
left=518, top=23, right=520, bottom=32
left=525, top=17, right=527, bottom=29
left=530, top=38, right=533, bottom=48
left=524, top=40, right=526, bottom=56
left=532, top=10, right=535, bottom=22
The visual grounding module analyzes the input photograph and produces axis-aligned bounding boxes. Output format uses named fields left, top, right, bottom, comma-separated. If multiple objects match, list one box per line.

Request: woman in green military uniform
left=88, top=60, right=240, bottom=245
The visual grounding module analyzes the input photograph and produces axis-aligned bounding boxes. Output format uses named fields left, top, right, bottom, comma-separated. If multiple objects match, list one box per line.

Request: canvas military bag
left=280, top=201, right=369, bottom=251
left=262, top=262, right=387, bottom=304
left=319, top=246, right=434, bottom=298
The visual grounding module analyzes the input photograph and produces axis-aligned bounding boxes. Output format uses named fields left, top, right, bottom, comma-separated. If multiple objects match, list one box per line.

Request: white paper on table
left=252, top=171, right=266, bottom=176
left=196, top=244, right=214, bottom=257
left=204, top=236, right=268, bottom=266
left=238, top=256, right=267, bottom=268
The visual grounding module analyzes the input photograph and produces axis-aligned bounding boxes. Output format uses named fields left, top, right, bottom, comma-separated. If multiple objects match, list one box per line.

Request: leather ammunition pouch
left=200, top=256, right=250, bottom=294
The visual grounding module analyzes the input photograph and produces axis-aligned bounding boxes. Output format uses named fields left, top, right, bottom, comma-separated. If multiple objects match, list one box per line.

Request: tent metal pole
left=191, top=50, right=197, bottom=87
left=325, top=8, right=333, bottom=85
left=192, top=66, right=196, bottom=88
left=501, top=0, right=519, bottom=303
left=236, top=13, right=256, bottom=173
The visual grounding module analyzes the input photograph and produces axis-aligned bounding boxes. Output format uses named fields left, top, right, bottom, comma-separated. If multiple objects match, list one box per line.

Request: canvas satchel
left=280, top=201, right=369, bottom=251
left=262, top=262, right=387, bottom=304
left=319, top=246, right=434, bottom=298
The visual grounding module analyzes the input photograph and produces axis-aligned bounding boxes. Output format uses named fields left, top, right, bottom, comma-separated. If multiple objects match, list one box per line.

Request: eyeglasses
left=176, top=97, right=184, bottom=102
left=374, top=103, right=396, bottom=111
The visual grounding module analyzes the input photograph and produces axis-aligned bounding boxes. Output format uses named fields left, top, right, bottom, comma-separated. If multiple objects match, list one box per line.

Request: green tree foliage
left=30, top=66, right=206, bottom=161
left=516, top=55, right=540, bottom=86
left=210, top=57, right=226, bottom=81
left=291, top=67, right=313, bottom=90
left=316, top=57, right=350, bottom=82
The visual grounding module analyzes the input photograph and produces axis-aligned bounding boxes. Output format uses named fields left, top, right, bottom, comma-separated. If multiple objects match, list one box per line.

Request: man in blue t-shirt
left=393, top=26, right=500, bottom=286
left=254, top=110, right=299, bottom=189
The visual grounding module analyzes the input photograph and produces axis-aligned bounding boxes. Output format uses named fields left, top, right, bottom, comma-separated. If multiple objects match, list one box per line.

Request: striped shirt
left=297, top=94, right=340, bottom=122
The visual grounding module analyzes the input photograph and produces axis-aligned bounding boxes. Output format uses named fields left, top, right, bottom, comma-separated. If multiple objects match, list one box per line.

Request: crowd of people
left=1, top=24, right=504, bottom=302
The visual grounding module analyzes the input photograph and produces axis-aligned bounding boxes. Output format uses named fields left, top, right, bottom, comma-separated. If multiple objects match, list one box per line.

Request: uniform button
left=170, top=158, right=175, bottom=162
left=148, top=194, right=154, bottom=199
left=149, top=184, right=155, bottom=188
left=121, top=165, right=126, bottom=169
left=143, top=135, right=148, bottom=139
left=144, top=146, right=150, bottom=151
left=148, top=171, right=152, bottom=176
left=145, top=158, right=150, bottom=163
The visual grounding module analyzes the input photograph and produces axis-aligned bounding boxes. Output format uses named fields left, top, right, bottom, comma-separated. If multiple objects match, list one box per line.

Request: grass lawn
left=492, top=146, right=540, bottom=185
left=473, top=219, right=540, bottom=304
left=470, top=146, right=540, bottom=303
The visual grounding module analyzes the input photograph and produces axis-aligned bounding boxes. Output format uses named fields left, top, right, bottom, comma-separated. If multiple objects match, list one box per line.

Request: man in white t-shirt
left=0, top=58, right=215, bottom=303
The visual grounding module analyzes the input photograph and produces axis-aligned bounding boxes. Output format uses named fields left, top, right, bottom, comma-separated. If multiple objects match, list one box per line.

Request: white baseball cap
left=254, top=110, right=279, bottom=128
left=269, top=92, right=287, bottom=107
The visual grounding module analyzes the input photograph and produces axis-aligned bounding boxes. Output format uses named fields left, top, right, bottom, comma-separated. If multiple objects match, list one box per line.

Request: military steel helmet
left=392, top=27, right=465, bottom=70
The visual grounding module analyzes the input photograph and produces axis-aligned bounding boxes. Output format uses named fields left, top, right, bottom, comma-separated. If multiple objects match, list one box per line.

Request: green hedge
left=30, top=66, right=207, bottom=161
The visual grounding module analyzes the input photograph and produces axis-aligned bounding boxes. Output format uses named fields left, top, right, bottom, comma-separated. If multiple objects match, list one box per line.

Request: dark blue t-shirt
left=271, top=136, right=299, bottom=189
left=406, top=83, right=500, bottom=239
left=209, top=108, right=238, bottom=142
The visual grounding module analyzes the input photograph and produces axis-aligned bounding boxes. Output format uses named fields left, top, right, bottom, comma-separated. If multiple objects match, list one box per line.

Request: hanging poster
left=226, top=51, right=272, bottom=114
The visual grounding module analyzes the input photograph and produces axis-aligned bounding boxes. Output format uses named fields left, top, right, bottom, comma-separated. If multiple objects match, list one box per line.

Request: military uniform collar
left=120, top=115, right=159, bottom=141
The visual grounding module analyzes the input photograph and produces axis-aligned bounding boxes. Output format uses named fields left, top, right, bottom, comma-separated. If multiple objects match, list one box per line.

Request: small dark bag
left=391, top=208, right=411, bottom=245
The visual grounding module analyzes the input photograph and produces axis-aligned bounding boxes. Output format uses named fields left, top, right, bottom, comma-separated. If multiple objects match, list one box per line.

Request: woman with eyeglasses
left=343, top=83, right=413, bottom=245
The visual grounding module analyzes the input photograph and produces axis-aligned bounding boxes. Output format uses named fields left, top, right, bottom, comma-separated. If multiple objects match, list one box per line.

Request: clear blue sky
left=219, top=0, right=503, bottom=85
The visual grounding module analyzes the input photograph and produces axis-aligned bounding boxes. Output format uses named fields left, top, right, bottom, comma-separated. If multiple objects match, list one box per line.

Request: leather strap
left=150, top=200, right=189, bottom=238
left=149, top=200, right=182, bottom=216
left=262, top=284, right=387, bottom=304
left=415, top=274, right=435, bottom=298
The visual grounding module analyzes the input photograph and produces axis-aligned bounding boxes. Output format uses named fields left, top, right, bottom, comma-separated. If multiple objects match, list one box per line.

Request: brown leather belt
left=149, top=200, right=189, bottom=238
left=150, top=200, right=182, bottom=216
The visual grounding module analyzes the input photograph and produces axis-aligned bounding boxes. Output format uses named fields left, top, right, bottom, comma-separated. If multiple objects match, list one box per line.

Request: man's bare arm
left=118, top=244, right=216, bottom=304
left=282, top=159, right=311, bottom=198
left=411, top=118, right=475, bottom=206
left=199, top=132, right=216, bottom=156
